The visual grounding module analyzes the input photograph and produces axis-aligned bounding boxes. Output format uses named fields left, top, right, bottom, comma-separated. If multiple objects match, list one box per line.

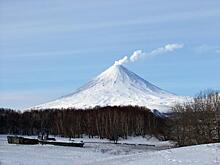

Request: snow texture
left=31, top=64, right=187, bottom=112
left=0, top=135, right=219, bottom=165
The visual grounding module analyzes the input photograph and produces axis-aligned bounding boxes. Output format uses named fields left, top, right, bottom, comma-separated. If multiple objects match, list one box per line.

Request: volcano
left=31, top=63, right=186, bottom=112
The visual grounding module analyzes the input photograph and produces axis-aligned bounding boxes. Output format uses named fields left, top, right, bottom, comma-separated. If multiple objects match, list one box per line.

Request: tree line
left=0, top=106, right=165, bottom=141
left=167, top=90, right=220, bottom=146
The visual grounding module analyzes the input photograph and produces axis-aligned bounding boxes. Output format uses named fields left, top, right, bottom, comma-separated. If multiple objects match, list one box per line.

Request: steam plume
left=114, top=43, right=184, bottom=65
left=150, top=44, right=184, bottom=56
left=114, top=56, right=128, bottom=65
left=130, top=50, right=143, bottom=62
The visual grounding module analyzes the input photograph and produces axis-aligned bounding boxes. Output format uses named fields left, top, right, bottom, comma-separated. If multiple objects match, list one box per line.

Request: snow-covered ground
left=90, top=143, right=220, bottom=165
left=0, top=135, right=219, bottom=165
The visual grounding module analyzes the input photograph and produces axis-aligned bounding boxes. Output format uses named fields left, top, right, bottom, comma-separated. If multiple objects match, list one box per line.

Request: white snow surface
left=0, top=135, right=219, bottom=165
left=31, top=64, right=187, bottom=112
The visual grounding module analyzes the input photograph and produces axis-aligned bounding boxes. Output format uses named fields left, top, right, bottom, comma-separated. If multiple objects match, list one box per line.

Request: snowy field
left=0, top=135, right=219, bottom=165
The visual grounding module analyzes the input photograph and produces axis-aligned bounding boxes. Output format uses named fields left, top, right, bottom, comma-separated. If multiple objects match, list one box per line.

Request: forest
left=0, top=106, right=165, bottom=142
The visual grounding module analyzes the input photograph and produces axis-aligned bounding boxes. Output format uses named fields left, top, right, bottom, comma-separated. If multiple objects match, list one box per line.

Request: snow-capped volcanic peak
left=95, top=64, right=172, bottom=96
left=31, top=64, right=186, bottom=112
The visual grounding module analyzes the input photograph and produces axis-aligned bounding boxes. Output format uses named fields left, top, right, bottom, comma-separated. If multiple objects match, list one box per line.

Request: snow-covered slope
left=31, top=64, right=186, bottom=112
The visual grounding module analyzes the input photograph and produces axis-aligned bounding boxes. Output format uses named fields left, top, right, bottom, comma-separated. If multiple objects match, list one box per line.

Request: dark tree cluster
left=0, top=106, right=165, bottom=141
left=167, top=90, right=220, bottom=146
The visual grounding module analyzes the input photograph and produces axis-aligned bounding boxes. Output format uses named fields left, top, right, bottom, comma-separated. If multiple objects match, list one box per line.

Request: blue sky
left=0, top=0, right=220, bottom=109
